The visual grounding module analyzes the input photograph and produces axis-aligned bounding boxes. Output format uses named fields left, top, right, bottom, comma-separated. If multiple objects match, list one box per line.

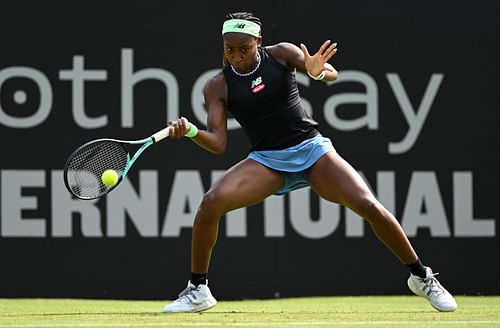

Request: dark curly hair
left=224, top=12, right=262, bottom=26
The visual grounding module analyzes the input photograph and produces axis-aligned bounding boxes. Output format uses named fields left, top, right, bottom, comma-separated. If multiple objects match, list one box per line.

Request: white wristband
left=307, top=70, right=326, bottom=81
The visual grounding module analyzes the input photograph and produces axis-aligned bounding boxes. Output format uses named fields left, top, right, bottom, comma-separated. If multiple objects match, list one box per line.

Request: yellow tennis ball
left=101, top=169, right=119, bottom=187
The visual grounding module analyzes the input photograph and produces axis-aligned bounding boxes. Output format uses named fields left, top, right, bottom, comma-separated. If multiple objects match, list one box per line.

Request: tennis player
left=162, top=12, right=457, bottom=313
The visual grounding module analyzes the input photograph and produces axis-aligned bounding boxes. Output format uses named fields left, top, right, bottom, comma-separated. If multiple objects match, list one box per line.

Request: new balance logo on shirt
left=251, top=76, right=265, bottom=93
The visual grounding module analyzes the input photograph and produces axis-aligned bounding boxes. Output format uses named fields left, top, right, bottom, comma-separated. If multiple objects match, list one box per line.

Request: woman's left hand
left=300, top=40, right=337, bottom=77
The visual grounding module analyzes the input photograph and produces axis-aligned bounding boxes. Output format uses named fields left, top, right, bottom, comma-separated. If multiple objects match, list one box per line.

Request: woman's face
left=223, top=32, right=262, bottom=73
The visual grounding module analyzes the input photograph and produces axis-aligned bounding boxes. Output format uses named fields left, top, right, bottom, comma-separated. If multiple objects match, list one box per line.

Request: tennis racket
left=63, top=126, right=173, bottom=200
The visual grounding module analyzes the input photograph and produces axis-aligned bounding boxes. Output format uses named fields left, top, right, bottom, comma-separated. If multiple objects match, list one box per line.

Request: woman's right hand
left=168, top=117, right=192, bottom=139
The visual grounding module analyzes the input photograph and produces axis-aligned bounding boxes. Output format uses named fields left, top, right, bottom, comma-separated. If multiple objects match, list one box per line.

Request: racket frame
left=63, top=126, right=172, bottom=200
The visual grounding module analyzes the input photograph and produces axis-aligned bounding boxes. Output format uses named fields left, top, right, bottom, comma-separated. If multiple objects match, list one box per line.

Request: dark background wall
left=0, top=0, right=499, bottom=300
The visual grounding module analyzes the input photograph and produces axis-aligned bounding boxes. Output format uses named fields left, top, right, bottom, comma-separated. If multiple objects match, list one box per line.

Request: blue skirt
left=248, top=135, right=335, bottom=195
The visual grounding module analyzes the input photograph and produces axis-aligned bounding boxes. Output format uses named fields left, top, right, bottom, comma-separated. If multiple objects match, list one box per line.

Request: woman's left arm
left=271, top=41, right=338, bottom=82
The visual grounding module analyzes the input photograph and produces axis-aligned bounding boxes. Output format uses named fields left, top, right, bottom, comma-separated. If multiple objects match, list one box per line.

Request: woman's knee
left=197, top=187, right=230, bottom=219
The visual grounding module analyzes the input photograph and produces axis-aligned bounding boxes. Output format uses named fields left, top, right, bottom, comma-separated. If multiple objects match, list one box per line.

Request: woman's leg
left=162, top=159, right=283, bottom=313
left=308, top=151, right=457, bottom=312
left=308, top=151, right=418, bottom=264
left=191, top=158, right=284, bottom=273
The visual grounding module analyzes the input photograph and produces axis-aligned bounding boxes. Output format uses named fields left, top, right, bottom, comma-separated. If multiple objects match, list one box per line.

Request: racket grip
left=151, top=127, right=173, bottom=143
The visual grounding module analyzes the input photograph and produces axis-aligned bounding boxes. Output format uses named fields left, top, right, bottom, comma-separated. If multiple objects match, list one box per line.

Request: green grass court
left=1, top=296, right=499, bottom=328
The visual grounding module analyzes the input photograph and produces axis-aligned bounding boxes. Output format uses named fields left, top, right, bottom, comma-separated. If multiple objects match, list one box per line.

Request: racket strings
left=65, top=141, right=129, bottom=199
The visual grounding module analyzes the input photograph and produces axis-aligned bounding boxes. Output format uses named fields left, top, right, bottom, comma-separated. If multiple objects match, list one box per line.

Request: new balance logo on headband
left=235, top=23, right=246, bottom=29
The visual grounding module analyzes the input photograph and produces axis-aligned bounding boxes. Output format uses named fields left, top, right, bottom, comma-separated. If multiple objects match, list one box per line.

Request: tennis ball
left=101, top=169, right=119, bottom=187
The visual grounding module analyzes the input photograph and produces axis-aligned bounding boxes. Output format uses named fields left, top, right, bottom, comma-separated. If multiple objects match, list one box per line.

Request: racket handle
left=151, top=127, right=173, bottom=143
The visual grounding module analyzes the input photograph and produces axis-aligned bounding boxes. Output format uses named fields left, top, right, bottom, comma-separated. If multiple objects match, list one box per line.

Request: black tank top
left=223, top=47, right=319, bottom=151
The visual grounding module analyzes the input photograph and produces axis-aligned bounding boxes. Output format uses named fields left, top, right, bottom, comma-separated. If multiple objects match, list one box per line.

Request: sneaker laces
left=175, top=284, right=199, bottom=303
left=421, top=272, right=446, bottom=296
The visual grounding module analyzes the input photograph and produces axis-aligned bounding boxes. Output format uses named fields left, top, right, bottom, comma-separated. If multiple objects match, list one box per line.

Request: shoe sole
left=162, top=299, right=217, bottom=313
left=193, top=299, right=217, bottom=313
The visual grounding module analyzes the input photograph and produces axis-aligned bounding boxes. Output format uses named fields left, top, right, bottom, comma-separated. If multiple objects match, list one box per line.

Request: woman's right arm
left=189, top=72, right=228, bottom=154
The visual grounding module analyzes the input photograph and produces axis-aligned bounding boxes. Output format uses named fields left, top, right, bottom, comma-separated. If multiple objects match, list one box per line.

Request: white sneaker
left=407, top=266, right=457, bottom=312
left=162, top=281, right=217, bottom=313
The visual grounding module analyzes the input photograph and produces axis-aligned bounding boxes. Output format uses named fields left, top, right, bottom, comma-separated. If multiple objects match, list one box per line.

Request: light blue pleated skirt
left=248, top=135, right=335, bottom=195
